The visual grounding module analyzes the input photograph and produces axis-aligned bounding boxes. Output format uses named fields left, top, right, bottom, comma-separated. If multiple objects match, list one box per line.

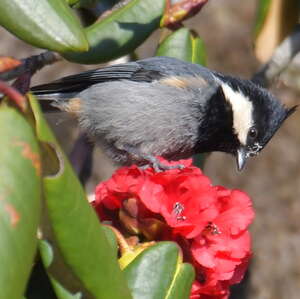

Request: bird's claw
left=121, top=145, right=185, bottom=172
left=150, top=160, right=185, bottom=172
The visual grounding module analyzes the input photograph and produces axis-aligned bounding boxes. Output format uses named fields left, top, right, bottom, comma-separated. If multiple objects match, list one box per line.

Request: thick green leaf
left=156, top=28, right=206, bottom=65
left=0, top=106, right=41, bottom=298
left=28, top=94, right=131, bottom=299
left=64, top=0, right=165, bottom=63
left=124, top=242, right=194, bottom=299
left=0, top=0, right=88, bottom=53
left=165, top=263, right=194, bottom=299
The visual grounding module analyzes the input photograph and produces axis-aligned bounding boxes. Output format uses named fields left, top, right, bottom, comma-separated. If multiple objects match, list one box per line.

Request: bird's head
left=218, top=75, right=296, bottom=171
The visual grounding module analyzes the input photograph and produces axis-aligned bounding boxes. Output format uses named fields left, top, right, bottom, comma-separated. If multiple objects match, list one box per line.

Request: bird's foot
left=137, top=155, right=185, bottom=172
left=141, top=159, right=185, bottom=172
left=149, top=158, right=185, bottom=173
left=120, top=145, right=185, bottom=172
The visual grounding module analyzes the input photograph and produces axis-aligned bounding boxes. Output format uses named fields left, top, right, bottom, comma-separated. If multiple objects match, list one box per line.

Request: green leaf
left=51, top=279, right=82, bottom=299
left=64, top=0, right=165, bottom=64
left=124, top=242, right=194, bottom=299
left=165, top=263, right=195, bottom=299
left=65, top=0, right=81, bottom=6
left=101, top=225, right=119, bottom=258
left=156, top=28, right=206, bottom=65
left=39, top=240, right=83, bottom=299
left=0, top=106, right=41, bottom=298
left=67, top=0, right=102, bottom=8
left=254, top=0, right=299, bottom=62
left=28, top=94, right=131, bottom=299
left=193, top=153, right=207, bottom=169
left=0, top=0, right=88, bottom=53
left=254, top=0, right=272, bottom=36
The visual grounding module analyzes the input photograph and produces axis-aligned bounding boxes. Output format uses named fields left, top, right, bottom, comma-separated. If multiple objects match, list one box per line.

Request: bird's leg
left=141, top=154, right=185, bottom=172
left=121, top=145, right=185, bottom=172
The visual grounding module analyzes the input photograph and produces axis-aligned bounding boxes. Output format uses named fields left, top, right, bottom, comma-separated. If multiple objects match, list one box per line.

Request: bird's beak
left=236, top=147, right=248, bottom=171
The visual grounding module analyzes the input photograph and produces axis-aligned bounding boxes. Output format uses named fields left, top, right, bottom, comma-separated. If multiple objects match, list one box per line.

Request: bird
left=31, top=56, right=296, bottom=171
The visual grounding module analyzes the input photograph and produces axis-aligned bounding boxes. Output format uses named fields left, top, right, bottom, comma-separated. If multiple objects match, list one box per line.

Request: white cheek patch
left=221, top=83, right=253, bottom=145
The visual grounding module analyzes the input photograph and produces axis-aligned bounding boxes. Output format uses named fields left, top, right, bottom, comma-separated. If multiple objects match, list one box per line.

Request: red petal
left=214, top=190, right=254, bottom=235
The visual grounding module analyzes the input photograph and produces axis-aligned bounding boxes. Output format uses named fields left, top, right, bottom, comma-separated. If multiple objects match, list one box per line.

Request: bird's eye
left=249, top=127, right=258, bottom=139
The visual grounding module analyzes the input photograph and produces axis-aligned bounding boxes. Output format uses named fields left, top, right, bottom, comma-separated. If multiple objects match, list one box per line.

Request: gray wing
left=31, top=56, right=216, bottom=95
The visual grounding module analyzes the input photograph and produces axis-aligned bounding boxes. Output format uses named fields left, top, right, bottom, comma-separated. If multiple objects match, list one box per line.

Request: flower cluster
left=93, top=158, right=254, bottom=299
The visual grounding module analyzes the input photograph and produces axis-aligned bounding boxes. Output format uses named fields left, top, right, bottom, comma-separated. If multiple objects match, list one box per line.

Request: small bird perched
left=31, top=56, right=296, bottom=171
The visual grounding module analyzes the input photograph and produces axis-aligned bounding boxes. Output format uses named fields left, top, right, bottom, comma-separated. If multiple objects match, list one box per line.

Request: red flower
left=191, top=188, right=253, bottom=269
left=93, top=157, right=254, bottom=299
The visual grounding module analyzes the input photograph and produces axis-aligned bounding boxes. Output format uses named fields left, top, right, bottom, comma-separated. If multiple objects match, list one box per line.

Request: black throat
left=194, top=86, right=239, bottom=154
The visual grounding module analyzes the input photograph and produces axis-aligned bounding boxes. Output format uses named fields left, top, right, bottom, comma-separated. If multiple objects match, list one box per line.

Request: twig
left=0, top=51, right=61, bottom=82
left=252, top=24, right=300, bottom=88
left=0, top=80, right=27, bottom=111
